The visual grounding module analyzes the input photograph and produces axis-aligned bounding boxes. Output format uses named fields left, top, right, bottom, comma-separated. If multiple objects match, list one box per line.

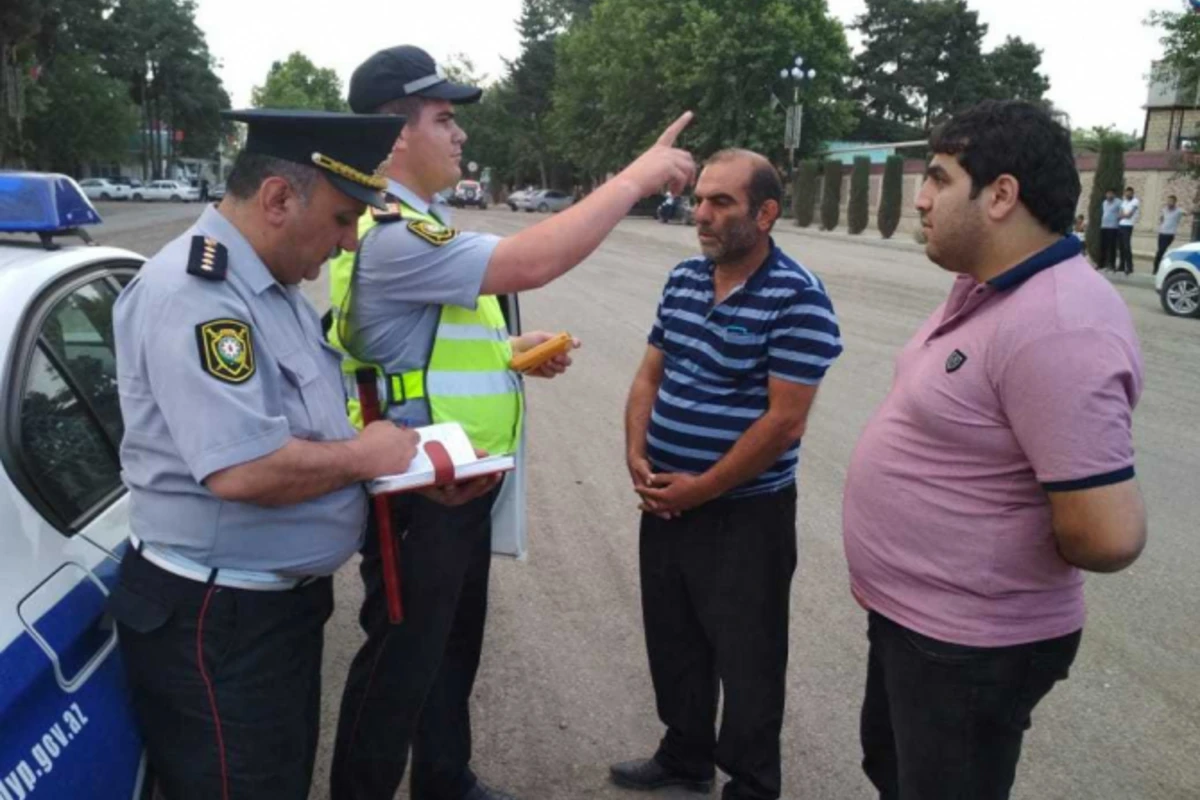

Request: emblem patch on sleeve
left=196, top=319, right=256, bottom=383
left=407, top=219, right=458, bottom=246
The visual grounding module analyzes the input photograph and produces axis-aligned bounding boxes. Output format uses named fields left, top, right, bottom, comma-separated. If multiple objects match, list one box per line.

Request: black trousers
left=1099, top=228, right=1119, bottom=269
left=331, top=488, right=498, bottom=800
left=1154, top=233, right=1176, bottom=273
left=1118, top=226, right=1135, bottom=273
left=860, top=611, right=1081, bottom=800
left=640, top=487, right=797, bottom=800
left=109, top=549, right=332, bottom=800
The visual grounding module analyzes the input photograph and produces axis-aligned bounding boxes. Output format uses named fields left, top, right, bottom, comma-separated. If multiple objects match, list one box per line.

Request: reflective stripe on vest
left=325, top=201, right=522, bottom=454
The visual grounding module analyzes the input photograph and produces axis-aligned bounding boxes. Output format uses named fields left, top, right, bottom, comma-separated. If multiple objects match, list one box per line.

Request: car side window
left=17, top=278, right=124, bottom=530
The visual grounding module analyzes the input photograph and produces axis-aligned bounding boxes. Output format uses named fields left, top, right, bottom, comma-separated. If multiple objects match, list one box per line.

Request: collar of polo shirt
left=987, top=236, right=1082, bottom=292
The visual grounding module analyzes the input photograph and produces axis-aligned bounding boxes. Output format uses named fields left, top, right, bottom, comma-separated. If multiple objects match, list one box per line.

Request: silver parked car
left=522, top=189, right=574, bottom=213
left=77, top=178, right=130, bottom=202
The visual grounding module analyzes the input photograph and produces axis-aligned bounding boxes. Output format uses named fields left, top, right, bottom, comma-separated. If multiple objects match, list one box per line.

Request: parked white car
left=522, top=189, right=574, bottom=213
left=506, top=189, right=531, bottom=211
left=77, top=178, right=130, bottom=202
left=130, top=180, right=198, bottom=203
left=1155, top=241, right=1200, bottom=318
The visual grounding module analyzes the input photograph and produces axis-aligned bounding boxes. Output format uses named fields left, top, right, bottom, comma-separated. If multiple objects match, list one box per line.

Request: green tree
left=877, top=154, right=904, bottom=238
left=1086, top=139, right=1125, bottom=264
left=1072, top=125, right=1140, bottom=154
left=26, top=52, right=139, bottom=173
left=793, top=159, right=819, bottom=227
left=251, top=52, right=347, bottom=112
left=984, top=37, right=1050, bottom=102
left=820, top=160, right=843, bottom=230
left=552, top=0, right=853, bottom=180
left=848, top=156, right=870, bottom=234
left=1147, top=2, right=1200, bottom=80
left=852, top=0, right=1050, bottom=138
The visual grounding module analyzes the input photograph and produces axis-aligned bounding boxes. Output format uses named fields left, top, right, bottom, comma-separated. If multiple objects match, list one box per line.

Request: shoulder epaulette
left=186, top=236, right=228, bottom=281
left=371, top=202, right=403, bottom=223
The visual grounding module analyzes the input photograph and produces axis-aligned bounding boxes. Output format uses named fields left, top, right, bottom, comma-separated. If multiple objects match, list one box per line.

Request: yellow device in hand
left=510, top=332, right=574, bottom=374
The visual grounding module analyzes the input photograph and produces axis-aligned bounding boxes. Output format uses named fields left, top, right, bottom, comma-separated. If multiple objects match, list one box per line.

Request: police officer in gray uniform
left=108, top=109, right=417, bottom=800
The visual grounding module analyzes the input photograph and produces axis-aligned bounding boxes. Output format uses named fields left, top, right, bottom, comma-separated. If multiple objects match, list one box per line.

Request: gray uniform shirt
left=347, top=180, right=501, bottom=426
left=115, top=205, right=367, bottom=575
left=1100, top=198, right=1122, bottom=229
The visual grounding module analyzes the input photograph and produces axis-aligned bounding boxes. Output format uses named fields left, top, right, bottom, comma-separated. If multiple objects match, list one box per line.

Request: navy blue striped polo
left=646, top=241, right=843, bottom=498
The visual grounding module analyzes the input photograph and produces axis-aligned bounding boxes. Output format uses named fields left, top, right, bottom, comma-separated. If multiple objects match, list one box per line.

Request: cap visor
left=419, top=81, right=482, bottom=104
left=326, top=174, right=388, bottom=209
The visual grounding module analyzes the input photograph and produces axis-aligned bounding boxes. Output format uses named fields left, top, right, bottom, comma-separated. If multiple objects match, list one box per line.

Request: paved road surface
left=92, top=201, right=1199, bottom=800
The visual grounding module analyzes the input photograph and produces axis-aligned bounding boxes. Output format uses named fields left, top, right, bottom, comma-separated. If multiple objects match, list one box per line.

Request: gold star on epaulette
left=186, top=236, right=228, bottom=281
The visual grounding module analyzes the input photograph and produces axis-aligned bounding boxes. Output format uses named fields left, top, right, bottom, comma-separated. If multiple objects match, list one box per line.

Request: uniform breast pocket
left=277, top=350, right=325, bottom=440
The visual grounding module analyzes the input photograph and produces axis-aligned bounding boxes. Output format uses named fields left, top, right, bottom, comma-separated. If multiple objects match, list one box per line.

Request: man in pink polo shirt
left=843, top=100, right=1147, bottom=800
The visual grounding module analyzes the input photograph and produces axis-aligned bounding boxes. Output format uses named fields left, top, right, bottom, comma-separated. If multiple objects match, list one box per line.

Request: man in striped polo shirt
left=611, top=150, right=842, bottom=800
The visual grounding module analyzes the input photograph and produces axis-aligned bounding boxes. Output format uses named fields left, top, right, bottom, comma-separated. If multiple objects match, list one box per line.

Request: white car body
left=0, top=172, right=151, bottom=797
left=131, top=181, right=198, bottom=203
left=1154, top=240, right=1200, bottom=318
left=76, top=179, right=130, bottom=202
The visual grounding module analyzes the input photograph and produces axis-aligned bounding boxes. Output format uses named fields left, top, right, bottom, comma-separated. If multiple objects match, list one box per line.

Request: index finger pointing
left=656, top=111, right=694, bottom=147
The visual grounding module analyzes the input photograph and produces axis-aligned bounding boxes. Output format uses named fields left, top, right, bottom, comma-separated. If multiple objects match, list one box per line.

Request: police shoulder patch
left=196, top=319, right=256, bottom=384
left=186, top=236, right=228, bottom=281
left=407, top=219, right=458, bottom=247
left=371, top=202, right=402, bottom=223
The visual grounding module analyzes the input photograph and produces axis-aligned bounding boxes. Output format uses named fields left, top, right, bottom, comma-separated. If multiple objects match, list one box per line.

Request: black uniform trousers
left=1099, top=227, right=1119, bottom=269
left=109, top=547, right=332, bottom=800
left=330, top=487, right=498, bottom=800
left=639, top=486, right=797, bottom=800
left=1154, top=233, right=1175, bottom=273
left=860, top=611, right=1081, bottom=800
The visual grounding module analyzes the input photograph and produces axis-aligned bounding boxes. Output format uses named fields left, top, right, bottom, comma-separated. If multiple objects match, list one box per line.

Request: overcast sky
left=195, top=0, right=1179, bottom=136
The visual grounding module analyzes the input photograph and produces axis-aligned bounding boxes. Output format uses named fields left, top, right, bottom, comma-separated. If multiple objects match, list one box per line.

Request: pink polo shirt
left=843, top=238, right=1144, bottom=647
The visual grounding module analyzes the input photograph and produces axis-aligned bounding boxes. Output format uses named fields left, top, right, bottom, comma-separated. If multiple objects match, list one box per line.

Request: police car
left=0, top=173, right=151, bottom=798
left=1155, top=241, right=1200, bottom=318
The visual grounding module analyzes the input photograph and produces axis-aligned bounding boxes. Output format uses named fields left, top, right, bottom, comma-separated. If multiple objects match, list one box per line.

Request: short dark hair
left=1126, top=186, right=1135, bottom=193
left=376, top=96, right=427, bottom=128
left=704, top=149, right=783, bottom=221
left=929, top=100, right=1079, bottom=235
left=1169, top=194, right=1178, bottom=201
left=225, top=152, right=318, bottom=201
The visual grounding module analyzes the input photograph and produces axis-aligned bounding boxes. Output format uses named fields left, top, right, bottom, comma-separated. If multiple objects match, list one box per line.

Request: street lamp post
left=779, top=56, right=817, bottom=172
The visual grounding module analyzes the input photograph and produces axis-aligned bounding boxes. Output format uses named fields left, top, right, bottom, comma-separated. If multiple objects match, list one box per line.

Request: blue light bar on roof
left=0, top=172, right=102, bottom=233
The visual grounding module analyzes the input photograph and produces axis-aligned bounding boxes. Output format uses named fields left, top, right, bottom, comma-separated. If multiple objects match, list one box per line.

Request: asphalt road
left=91, top=201, right=1199, bottom=800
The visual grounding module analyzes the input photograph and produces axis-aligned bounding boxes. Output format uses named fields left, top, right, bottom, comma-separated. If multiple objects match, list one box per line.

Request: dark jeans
left=331, top=487, right=498, bottom=800
left=860, top=611, right=1081, bottom=800
left=109, top=549, right=332, bottom=800
left=1154, top=233, right=1176, bottom=273
left=1099, top=228, right=1119, bottom=269
left=1118, top=226, right=1135, bottom=273
left=640, top=487, right=797, bottom=800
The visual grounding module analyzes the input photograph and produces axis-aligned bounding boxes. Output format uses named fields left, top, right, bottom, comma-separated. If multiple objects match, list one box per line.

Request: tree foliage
left=848, top=156, right=870, bottom=234
left=551, top=0, right=853, bottom=181
left=877, top=154, right=904, bottom=238
left=820, top=160, right=843, bottom=230
left=851, top=0, right=1050, bottom=139
left=2, top=0, right=230, bottom=174
left=251, top=52, right=348, bottom=112
left=794, top=159, right=819, bottom=228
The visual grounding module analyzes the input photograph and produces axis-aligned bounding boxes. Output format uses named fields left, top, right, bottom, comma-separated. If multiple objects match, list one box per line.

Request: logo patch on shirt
left=196, top=319, right=256, bottom=384
left=945, top=349, right=968, bottom=373
left=407, top=219, right=457, bottom=247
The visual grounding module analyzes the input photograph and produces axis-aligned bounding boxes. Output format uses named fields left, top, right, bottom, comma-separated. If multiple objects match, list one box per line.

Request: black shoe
left=462, top=781, right=518, bottom=800
left=609, top=758, right=713, bottom=793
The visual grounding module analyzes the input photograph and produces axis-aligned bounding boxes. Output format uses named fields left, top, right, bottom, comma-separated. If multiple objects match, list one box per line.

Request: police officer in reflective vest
left=329, top=45, right=697, bottom=800
left=109, top=109, right=418, bottom=800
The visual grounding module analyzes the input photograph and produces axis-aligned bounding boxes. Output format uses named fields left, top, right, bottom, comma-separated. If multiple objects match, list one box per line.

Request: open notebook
left=367, top=423, right=516, bottom=496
